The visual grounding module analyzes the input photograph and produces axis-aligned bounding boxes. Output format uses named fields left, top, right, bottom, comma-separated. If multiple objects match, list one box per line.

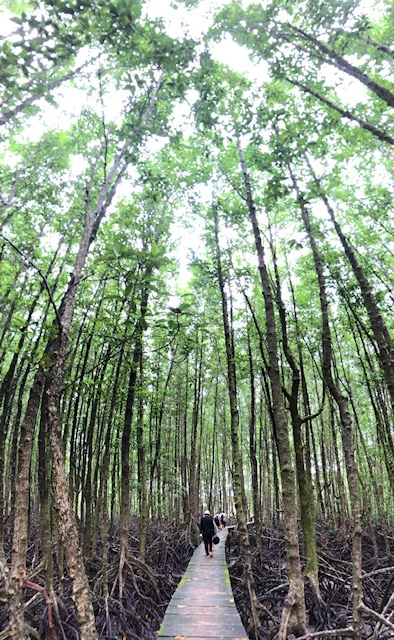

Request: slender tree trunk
left=351, top=316, right=394, bottom=494
left=9, top=368, right=45, bottom=639
left=162, top=369, right=174, bottom=514
left=149, top=353, right=176, bottom=518
left=181, top=356, right=189, bottom=522
left=68, top=336, right=93, bottom=503
left=287, top=23, right=394, bottom=107
left=0, top=349, right=20, bottom=536
left=237, top=140, right=306, bottom=637
left=188, top=347, right=203, bottom=540
left=84, top=357, right=107, bottom=557
left=8, top=107, right=158, bottom=636
left=308, top=164, right=394, bottom=417
left=289, top=167, right=363, bottom=638
left=270, top=231, right=320, bottom=598
left=1, top=246, right=61, bottom=536
left=119, top=289, right=147, bottom=598
left=285, top=76, right=394, bottom=146
left=221, top=406, right=228, bottom=516
left=137, top=358, right=149, bottom=561
left=213, top=202, right=262, bottom=639
left=38, top=382, right=54, bottom=596
left=299, top=354, right=325, bottom=519
left=98, top=343, right=123, bottom=632
left=208, top=377, right=218, bottom=514
left=246, top=326, right=263, bottom=559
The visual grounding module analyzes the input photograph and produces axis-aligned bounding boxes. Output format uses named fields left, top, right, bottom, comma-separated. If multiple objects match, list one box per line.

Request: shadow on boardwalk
left=157, top=527, right=248, bottom=639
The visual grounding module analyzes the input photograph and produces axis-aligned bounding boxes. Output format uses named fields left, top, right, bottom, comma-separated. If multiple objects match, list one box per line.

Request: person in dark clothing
left=214, top=514, right=220, bottom=529
left=199, top=510, right=214, bottom=557
left=220, top=513, right=227, bottom=529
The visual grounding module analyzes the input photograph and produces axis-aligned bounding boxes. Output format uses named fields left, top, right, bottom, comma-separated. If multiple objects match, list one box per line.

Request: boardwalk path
left=157, top=527, right=248, bottom=639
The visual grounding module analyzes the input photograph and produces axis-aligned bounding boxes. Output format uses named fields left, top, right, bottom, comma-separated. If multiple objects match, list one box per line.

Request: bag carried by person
left=213, top=535, right=220, bottom=545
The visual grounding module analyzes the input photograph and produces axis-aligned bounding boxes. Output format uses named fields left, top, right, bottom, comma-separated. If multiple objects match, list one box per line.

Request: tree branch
left=0, top=233, right=61, bottom=329
left=296, top=628, right=355, bottom=639
left=359, top=602, right=394, bottom=632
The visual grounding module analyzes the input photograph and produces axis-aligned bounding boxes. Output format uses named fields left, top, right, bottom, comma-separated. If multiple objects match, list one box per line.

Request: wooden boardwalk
left=157, top=527, right=248, bottom=639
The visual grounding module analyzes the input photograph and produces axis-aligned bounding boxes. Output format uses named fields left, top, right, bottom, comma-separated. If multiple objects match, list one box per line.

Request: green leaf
left=151, top=241, right=161, bottom=257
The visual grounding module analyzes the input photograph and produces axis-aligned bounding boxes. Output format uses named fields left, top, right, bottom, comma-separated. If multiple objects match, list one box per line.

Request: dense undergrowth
left=226, top=523, right=394, bottom=640
left=2, top=519, right=393, bottom=639
left=0, top=518, right=196, bottom=640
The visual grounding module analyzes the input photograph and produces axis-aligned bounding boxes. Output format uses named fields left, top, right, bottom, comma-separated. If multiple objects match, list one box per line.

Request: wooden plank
left=157, top=528, right=248, bottom=639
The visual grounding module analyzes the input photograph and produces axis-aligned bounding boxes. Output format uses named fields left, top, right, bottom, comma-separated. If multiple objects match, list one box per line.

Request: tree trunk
left=270, top=230, right=320, bottom=598
left=181, top=356, right=189, bottom=522
left=38, top=383, right=54, bottom=598
left=83, top=355, right=107, bottom=557
left=8, top=102, right=158, bottom=635
left=289, top=167, right=363, bottom=638
left=188, top=347, right=203, bottom=540
left=149, top=353, right=177, bottom=518
left=9, top=368, right=45, bottom=639
left=286, top=76, right=394, bottom=146
left=119, top=282, right=149, bottom=598
left=213, top=202, right=262, bottom=639
left=287, top=23, right=394, bottom=107
left=246, top=326, right=263, bottom=559
left=137, top=358, right=149, bottom=561
left=208, top=376, right=218, bottom=514
left=309, top=164, right=394, bottom=417
left=237, top=139, right=306, bottom=637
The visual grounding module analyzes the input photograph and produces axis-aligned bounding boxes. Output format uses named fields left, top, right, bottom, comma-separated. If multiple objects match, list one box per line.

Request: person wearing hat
left=199, top=510, right=215, bottom=557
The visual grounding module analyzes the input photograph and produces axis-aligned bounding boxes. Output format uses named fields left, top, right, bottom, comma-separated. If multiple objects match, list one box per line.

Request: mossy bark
left=290, top=167, right=363, bottom=639
left=271, top=228, right=320, bottom=598
left=237, top=140, right=306, bottom=636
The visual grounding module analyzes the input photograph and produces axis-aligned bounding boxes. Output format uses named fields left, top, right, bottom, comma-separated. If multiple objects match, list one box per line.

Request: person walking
left=199, top=510, right=215, bottom=557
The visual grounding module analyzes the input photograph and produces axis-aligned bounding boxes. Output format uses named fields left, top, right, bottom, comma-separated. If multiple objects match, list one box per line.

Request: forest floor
left=1, top=519, right=393, bottom=639
left=1, top=518, right=195, bottom=640
left=226, top=522, right=394, bottom=640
